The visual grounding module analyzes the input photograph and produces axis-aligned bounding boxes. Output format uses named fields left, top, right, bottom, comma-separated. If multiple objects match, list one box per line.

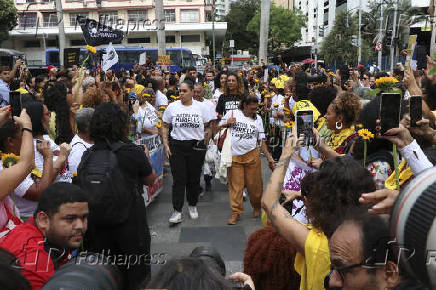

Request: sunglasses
left=324, top=257, right=379, bottom=289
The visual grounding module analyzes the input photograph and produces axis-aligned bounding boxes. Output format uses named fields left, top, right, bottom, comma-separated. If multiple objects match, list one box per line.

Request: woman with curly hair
left=43, top=82, right=74, bottom=144
left=244, top=226, right=300, bottom=290
left=309, top=92, right=361, bottom=168
left=81, top=102, right=156, bottom=290
left=262, top=131, right=376, bottom=290
left=216, top=72, right=245, bottom=119
left=81, top=87, right=111, bottom=109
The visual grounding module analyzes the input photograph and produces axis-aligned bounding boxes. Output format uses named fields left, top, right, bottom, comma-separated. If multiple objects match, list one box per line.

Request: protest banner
left=135, top=134, right=164, bottom=206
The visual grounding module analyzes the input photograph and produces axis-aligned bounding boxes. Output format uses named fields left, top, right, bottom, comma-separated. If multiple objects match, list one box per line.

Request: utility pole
left=429, top=0, right=436, bottom=55
left=358, top=0, right=362, bottom=64
left=258, top=0, right=270, bottom=65
left=390, top=0, right=398, bottom=71
left=212, top=0, right=216, bottom=67
left=378, top=3, right=383, bottom=70
left=315, top=0, right=319, bottom=66
left=55, top=0, right=66, bottom=67
left=156, top=0, right=166, bottom=57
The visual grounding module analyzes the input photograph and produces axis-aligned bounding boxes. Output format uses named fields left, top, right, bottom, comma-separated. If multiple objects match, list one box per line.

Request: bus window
left=167, top=50, right=180, bottom=66
left=181, top=50, right=193, bottom=67
left=48, top=51, right=59, bottom=66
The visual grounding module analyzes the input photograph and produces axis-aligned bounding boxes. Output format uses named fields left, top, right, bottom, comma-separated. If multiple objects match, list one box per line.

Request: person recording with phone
left=0, top=60, right=23, bottom=107
left=310, top=92, right=361, bottom=168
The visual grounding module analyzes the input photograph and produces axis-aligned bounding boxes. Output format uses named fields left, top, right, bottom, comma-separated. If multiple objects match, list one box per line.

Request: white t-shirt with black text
left=163, top=100, right=212, bottom=141
left=220, top=109, right=265, bottom=156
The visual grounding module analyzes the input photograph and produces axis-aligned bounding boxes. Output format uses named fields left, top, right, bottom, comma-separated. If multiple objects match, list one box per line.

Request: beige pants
left=227, top=148, right=263, bottom=214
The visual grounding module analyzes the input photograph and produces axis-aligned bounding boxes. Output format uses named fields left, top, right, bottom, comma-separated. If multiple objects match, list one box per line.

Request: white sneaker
left=188, top=206, right=199, bottom=219
left=169, top=211, right=182, bottom=224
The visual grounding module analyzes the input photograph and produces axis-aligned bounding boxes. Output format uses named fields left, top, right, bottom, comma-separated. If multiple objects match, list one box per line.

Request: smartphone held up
left=295, top=109, right=314, bottom=146
left=409, top=95, right=422, bottom=127
left=379, top=93, right=402, bottom=135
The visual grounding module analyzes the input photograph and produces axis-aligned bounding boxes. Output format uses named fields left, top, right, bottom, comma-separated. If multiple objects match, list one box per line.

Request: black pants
left=84, top=194, right=151, bottom=290
left=169, top=139, right=206, bottom=212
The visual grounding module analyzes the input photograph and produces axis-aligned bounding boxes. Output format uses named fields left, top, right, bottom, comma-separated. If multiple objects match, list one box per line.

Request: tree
left=361, top=0, right=426, bottom=56
left=320, top=10, right=374, bottom=65
left=223, top=0, right=260, bottom=55
left=0, top=0, right=17, bottom=41
left=246, top=3, right=306, bottom=51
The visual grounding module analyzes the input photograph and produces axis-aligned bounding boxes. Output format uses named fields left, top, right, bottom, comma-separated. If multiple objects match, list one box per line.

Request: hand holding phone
left=409, top=95, right=422, bottom=127
left=296, top=110, right=314, bottom=146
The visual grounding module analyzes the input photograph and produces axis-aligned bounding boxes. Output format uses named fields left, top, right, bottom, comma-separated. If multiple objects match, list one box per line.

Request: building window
left=164, top=9, right=175, bottom=23
left=69, top=13, right=88, bottom=27
left=180, top=9, right=199, bottom=22
left=42, top=13, right=57, bottom=27
left=71, top=39, right=87, bottom=46
left=99, top=11, right=118, bottom=26
left=19, top=13, right=37, bottom=28
left=165, top=35, right=175, bottom=43
left=181, top=34, right=200, bottom=42
left=24, top=40, right=40, bottom=48
left=47, top=39, right=58, bottom=47
left=127, top=37, right=151, bottom=44
left=128, top=10, right=147, bottom=24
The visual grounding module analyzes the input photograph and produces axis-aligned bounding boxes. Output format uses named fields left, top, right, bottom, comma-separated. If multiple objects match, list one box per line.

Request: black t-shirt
left=166, top=89, right=178, bottom=99
left=216, top=94, right=244, bottom=116
left=90, top=141, right=153, bottom=188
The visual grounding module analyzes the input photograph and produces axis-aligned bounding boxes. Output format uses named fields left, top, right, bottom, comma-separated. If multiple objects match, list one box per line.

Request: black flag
left=77, top=16, right=124, bottom=46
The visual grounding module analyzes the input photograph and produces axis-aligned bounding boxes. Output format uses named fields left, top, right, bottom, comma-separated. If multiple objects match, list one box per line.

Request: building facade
left=4, top=0, right=227, bottom=66
left=294, top=0, right=370, bottom=48
left=272, top=0, right=293, bottom=10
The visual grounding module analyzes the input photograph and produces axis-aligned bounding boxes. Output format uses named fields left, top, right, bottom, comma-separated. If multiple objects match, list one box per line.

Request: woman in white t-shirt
left=212, top=72, right=228, bottom=101
left=219, top=95, right=275, bottom=225
left=162, top=78, right=213, bottom=225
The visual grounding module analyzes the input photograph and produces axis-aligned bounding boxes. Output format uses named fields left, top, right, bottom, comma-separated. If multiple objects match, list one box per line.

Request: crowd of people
left=0, top=54, right=435, bottom=290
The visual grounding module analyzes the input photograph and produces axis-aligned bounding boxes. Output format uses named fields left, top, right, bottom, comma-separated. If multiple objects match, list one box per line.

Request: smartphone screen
left=409, top=95, right=422, bottom=127
left=296, top=110, right=314, bottom=146
left=379, top=93, right=402, bottom=135
left=9, top=91, right=21, bottom=117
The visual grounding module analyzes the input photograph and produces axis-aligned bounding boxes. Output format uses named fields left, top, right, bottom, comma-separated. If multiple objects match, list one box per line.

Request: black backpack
left=76, top=141, right=135, bottom=226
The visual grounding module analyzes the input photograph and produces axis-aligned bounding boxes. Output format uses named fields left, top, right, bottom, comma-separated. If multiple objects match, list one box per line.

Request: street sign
left=229, top=40, right=234, bottom=48
left=376, top=42, right=382, bottom=51
left=157, top=55, right=170, bottom=66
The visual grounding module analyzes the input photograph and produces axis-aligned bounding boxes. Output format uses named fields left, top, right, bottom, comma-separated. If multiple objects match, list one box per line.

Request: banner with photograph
left=135, top=134, right=164, bottom=206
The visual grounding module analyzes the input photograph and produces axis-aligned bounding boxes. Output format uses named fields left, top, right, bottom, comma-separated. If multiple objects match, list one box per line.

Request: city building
left=294, top=0, right=370, bottom=49
left=4, top=0, right=227, bottom=66
left=272, top=0, right=293, bottom=10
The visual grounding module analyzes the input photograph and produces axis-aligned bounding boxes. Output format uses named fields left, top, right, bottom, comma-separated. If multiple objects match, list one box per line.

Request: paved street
left=147, top=157, right=271, bottom=277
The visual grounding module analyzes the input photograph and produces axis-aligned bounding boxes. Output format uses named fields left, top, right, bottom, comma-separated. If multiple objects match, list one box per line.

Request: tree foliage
left=0, top=0, right=17, bottom=41
left=320, top=10, right=374, bottom=65
left=361, top=0, right=426, bottom=55
left=223, top=0, right=260, bottom=55
left=246, top=3, right=306, bottom=50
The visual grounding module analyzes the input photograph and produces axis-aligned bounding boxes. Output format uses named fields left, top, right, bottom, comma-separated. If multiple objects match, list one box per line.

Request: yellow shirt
left=294, top=227, right=330, bottom=290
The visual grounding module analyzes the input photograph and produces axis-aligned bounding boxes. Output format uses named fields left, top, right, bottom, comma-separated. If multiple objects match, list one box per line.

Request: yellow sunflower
left=86, top=45, right=97, bottom=54
left=358, top=128, right=374, bottom=140
left=284, top=121, right=295, bottom=128
left=375, top=77, right=398, bottom=86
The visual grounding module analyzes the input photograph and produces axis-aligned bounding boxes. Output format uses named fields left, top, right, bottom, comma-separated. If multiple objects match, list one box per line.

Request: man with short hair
left=0, top=66, right=11, bottom=106
left=327, top=210, right=424, bottom=290
left=0, top=183, right=89, bottom=289
left=69, top=108, right=94, bottom=174
left=205, top=71, right=215, bottom=90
